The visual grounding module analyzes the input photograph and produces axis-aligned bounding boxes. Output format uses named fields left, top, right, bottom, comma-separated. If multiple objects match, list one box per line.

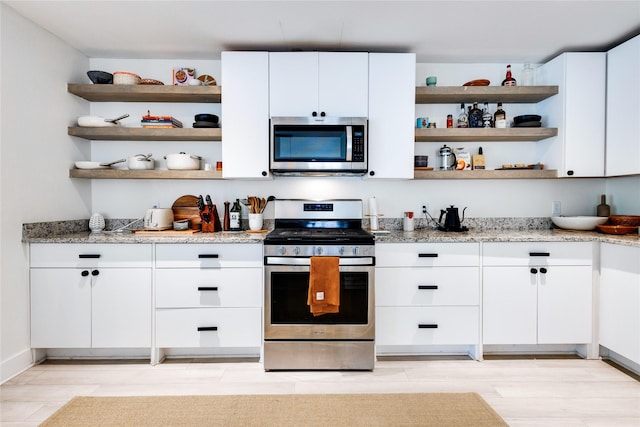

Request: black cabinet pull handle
left=198, top=254, right=219, bottom=259
left=79, top=254, right=101, bottom=259
left=530, top=268, right=538, bottom=274
left=540, top=267, right=548, bottom=274
left=418, top=324, right=438, bottom=329
left=369, top=170, right=375, bottom=176
left=529, top=252, right=550, bottom=257
left=418, top=285, right=438, bottom=290
left=197, top=287, right=218, bottom=291
left=418, top=253, right=438, bottom=258
left=261, top=171, right=267, bottom=177
left=197, top=326, right=218, bottom=332
left=91, top=270, right=99, bottom=276
left=81, top=270, right=89, bottom=277
left=312, top=111, right=318, bottom=117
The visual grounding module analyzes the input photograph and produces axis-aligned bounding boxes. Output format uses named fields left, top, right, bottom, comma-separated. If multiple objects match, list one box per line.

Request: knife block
left=200, top=205, right=222, bottom=233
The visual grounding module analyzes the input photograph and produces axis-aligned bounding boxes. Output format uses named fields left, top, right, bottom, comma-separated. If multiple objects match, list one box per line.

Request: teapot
left=437, top=145, right=457, bottom=170
left=438, top=205, right=468, bottom=232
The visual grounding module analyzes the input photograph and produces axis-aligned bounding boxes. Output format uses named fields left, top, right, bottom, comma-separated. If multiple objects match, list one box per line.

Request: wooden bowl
left=596, top=224, right=638, bottom=235
left=608, top=215, right=640, bottom=226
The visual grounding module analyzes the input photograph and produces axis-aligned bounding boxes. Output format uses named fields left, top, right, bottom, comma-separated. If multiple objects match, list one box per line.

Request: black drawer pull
left=197, top=326, right=218, bottom=332
left=529, top=252, right=550, bottom=257
left=540, top=267, right=548, bottom=274
left=418, top=253, right=438, bottom=258
left=91, top=269, right=99, bottom=276
left=530, top=268, right=538, bottom=274
left=418, top=285, right=438, bottom=290
left=418, top=324, right=438, bottom=329
left=81, top=270, right=89, bottom=277
left=79, top=254, right=101, bottom=259
left=198, top=254, right=219, bottom=259
left=197, top=286, right=219, bottom=291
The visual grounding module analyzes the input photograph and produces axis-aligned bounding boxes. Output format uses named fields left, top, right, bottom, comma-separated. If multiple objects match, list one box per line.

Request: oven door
left=264, top=257, right=375, bottom=341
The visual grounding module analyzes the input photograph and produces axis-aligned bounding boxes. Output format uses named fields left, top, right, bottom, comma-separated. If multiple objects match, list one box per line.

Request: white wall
left=1, top=4, right=89, bottom=382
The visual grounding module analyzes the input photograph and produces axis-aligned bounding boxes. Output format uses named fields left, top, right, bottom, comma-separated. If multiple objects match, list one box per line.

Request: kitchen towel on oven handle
left=307, top=256, right=340, bottom=316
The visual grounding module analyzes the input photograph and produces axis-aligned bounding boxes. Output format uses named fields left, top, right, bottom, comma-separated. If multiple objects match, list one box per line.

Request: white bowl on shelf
left=551, top=216, right=608, bottom=231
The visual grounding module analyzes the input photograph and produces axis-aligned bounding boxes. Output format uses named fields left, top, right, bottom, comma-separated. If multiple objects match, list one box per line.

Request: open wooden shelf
left=68, top=126, right=221, bottom=141
left=68, top=83, right=221, bottom=103
left=69, top=169, right=223, bottom=180
left=413, top=169, right=558, bottom=179
left=415, top=127, right=557, bottom=142
left=415, top=85, right=558, bottom=104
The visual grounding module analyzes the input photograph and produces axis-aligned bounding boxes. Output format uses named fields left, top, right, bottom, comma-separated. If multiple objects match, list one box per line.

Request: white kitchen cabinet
left=537, top=52, right=606, bottom=177
left=606, top=34, right=640, bottom=177
left=269, top=52, right=369, bottom=117
left=221, top=51, right=270, bottom=179
left=30, top=244, right=152, bottom=349
left=599, top=243, right=640, bottom=366
left=367, top=53, right=416, bottom=179
left=375, top=242, right=481, bottom=358
left=482, top=242, right=593, bottom=346
left=154, top=243, right=262, bottom=354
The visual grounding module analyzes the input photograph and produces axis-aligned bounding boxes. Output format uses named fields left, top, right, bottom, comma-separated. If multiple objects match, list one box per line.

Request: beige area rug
left=40, top=392, right=508, bottom=426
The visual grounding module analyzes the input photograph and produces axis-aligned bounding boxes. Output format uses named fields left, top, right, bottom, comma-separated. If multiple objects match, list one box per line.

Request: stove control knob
left=292, top=246, right=300, bottom=255
left=353, top=246, right=360, bottom=255
left=277, top=246, right=286, bottom=255
left=338, top=247, right=345, bottom=255
left=315, top=246, right=323, bottom=256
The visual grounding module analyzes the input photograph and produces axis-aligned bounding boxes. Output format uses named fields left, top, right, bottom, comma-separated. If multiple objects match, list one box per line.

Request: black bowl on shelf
left=194, top=113, right=219, bottom=124
left=87, top=70, right=113, bottom=84
left=514, top=114, right=541, bottom=125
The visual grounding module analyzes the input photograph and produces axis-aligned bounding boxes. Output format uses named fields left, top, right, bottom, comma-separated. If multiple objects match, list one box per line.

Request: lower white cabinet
left=30, top=244, right=152, bottom=348
left=482, top=242, right=593, bottom=346
left=154, top=243, right=263, bottom=351
left=599, top=243, right=640, bottom=365
left=375, top=243, right=481, bottom=355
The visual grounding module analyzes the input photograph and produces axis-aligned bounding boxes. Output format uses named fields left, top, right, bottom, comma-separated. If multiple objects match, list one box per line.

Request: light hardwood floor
left=2, top=357, right=639, bottom=426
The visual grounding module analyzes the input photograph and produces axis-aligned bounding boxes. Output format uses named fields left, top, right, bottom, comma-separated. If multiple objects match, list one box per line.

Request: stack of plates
left=514, top=114, right=542, bottom=128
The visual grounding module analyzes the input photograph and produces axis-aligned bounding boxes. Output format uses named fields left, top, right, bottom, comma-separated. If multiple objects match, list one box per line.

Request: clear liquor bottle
left=456, top=103, right=469, bottom=128
left=482, top=102, right=493, bottom=128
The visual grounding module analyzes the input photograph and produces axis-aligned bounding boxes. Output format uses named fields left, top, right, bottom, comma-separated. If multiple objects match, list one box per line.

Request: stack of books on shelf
left=141, top=113, right=183, bottom=128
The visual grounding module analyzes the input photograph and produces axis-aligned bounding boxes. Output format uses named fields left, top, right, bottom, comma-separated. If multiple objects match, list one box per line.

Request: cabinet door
left=318, top=52, right=369, bottom=117
left=600, top=244, right=640, bottom=363
left=367, top=53, right=416, bottom=179
left=537, top=266, right=592, bottom=344
left=221, top=51, right=270, bottom=178
left=606, top=34, right=640, bottom=176
left=269, top=52, right=319, bottom=116
left=91, top=268, right=152, bottom=348
left=483, top=267, right=537, bottom=344
left=30, top=269, right=91, bottom=348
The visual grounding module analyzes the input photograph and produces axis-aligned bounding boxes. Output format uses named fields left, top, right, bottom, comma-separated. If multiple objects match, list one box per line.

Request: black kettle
left=438, top=205, right=468, bottom=232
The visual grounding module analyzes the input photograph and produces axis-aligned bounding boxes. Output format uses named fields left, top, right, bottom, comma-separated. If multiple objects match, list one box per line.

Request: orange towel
left=307, top=256, right=340, bottom=316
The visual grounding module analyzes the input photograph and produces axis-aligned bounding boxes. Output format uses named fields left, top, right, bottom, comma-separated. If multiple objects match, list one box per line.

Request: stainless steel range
left=263, top=199, right=375, bottom=371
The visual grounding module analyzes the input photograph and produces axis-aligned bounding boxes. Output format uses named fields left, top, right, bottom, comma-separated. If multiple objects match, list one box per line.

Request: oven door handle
left=265, top=257, right=375, bottom=266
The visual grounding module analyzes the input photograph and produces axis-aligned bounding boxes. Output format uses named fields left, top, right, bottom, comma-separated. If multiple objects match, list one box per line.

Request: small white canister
left=403, top=211, right=414, bottom=231
left=89, top=213, right=106, bottom=233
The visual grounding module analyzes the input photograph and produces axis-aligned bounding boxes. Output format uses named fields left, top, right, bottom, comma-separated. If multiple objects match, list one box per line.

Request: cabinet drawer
left=376, top=243, right=480, bottom=267
left=156, top=308, right=262, bottom=348
left=156, top=268, right=262, bottom=308
left=155, top=243, right=262, bottom=268
left=30, top=244, right=152, bottom=268
left=376, top=267, right=479, bottom=306
left=376, top=306, right=479, bottom=346
left=482, top=242, right=593, bottom=266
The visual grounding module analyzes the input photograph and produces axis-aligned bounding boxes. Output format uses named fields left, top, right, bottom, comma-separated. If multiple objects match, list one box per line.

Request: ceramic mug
left=249, top=213, right=263, bottom=231
left=426, top=76, right=437, bottom=86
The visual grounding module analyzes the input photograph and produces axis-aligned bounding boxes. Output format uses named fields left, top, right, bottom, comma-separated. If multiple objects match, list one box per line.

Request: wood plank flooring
left=2, top=358, right=639, bottom=426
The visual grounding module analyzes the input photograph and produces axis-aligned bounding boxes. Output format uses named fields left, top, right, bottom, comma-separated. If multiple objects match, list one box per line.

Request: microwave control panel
left=352, top=126, right=366, bottom=162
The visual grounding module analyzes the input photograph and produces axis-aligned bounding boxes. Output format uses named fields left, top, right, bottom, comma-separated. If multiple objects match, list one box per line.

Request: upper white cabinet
left=537, top=52, right=606, bottom=177
left=269, top=52, right=369, bottom=117
left=221, top=51, right=270, bottom=179
left=606, top=34, right=640, bottom=177
left=367, top=53, right=416, bottom=179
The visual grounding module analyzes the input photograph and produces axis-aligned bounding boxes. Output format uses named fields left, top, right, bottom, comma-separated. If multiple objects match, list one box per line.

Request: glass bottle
left=456, top=103, right=468, bottom=128
left=482, top=102, right=493, bottom=128
left=596, top=194, right=611, bottom=217
left=230, top=199, right=242, bottom=230
left=447, top=114, right=453, bottom=128
left=468, top=102, right=483, bottom=128
left=521, top=63, right=534, bottom=86
left=223, top=201, right=230, bottom=231
left=501, top=64, right=517, bottom=86
left=494, top=102, right=506, bottom=127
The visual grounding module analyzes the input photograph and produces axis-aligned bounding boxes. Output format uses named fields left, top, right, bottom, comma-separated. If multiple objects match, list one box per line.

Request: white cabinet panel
left=317, top=52, right=369, bottom=117
left=156, top=268, right=262, bottom=308
left=30, top=243, right=152, bottom=268
left=376, top=243, right=480, bottom=267
left=483, top=242, right=592, bottom=266
left=155, top=243, right=262, bottom=268
left=156, top=308, right=262, bottom=348
left=221, top=51, right=270, bottom=179
left=269, top=52, right=319, bottom=117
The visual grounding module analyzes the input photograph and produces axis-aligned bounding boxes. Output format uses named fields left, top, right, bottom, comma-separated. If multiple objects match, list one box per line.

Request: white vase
left=89, top=213, right=105, bottom=233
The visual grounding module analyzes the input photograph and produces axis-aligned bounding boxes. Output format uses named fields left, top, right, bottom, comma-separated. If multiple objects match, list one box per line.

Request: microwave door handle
left=346, top=125, right=353, bottom=161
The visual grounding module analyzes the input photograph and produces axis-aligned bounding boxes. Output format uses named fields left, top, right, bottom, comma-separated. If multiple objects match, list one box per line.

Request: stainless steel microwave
left=270, top=116, right=368, bottom=176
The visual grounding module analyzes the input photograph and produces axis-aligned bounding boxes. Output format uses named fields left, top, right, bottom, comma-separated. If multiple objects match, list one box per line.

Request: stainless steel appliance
left=263, top=199, right=375, bottom=370
left=270, top=117, right=367, bottom=176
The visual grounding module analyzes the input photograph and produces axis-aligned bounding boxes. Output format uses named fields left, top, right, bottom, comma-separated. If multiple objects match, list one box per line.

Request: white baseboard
left=1, top=348, right=34, bottom=384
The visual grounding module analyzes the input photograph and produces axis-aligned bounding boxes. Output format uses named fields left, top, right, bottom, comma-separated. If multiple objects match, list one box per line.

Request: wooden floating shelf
left=68, top=83, right=221, bottom=103
left=415, top=127, right=558, bottom=142
left=68, top=126, right=221, bottom=141
left=415, top=85, right=558, bottom=104
left=69, top=169, right=223, bottom=180
left=413, top=169, right=558, bottom=179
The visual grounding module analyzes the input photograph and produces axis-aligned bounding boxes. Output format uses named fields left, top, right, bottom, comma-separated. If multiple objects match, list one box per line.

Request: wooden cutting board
left=132, top=229, right=200, bottom=236
left=172, top=195, right=201, bottom=229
